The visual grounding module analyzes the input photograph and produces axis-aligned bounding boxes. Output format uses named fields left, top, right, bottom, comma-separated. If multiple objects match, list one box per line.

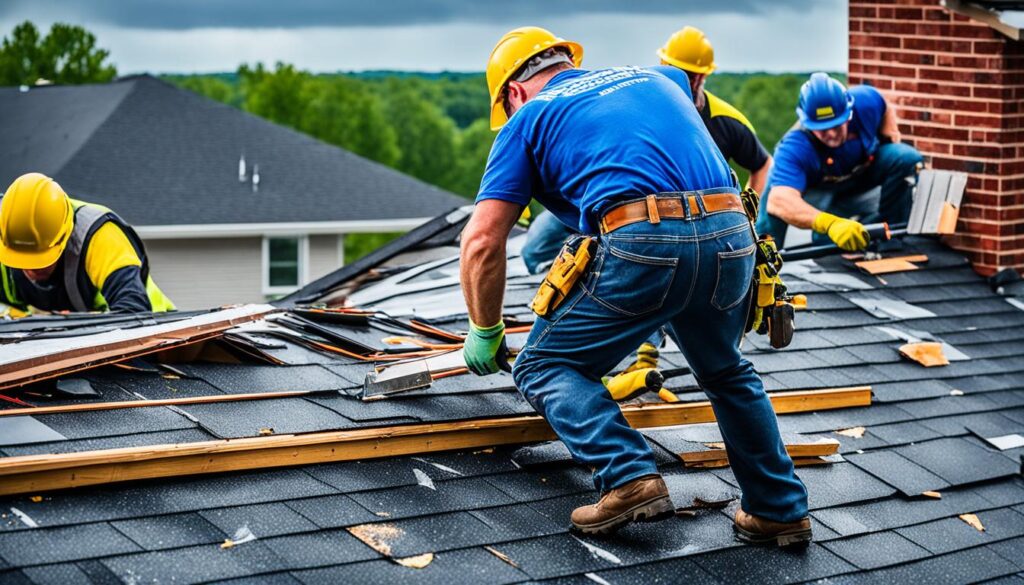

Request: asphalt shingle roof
left=0, top=235, right=1022, bottom=583
left=0, top=76, right=466, bottom=226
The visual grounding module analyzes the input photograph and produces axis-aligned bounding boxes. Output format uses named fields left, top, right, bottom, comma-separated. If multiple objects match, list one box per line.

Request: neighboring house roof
left=0, top=75, right=466, bottom=229
left=0, top=233, right=1022, bottom=582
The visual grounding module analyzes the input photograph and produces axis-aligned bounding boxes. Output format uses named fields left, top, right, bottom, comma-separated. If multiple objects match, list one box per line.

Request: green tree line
left=1, top=20, right=843, bottom=260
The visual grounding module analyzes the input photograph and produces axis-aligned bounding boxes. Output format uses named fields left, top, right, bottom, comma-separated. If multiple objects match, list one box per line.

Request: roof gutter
left=134, top=218, right=435, bottom=240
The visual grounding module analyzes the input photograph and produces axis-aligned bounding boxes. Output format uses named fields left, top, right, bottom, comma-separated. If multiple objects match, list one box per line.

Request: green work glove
left=812, top=212, right=870, bottom=252
left=463, top=320, right=511, bottom=376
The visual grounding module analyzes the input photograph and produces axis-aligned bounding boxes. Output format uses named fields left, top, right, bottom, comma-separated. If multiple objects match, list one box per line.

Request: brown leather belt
left=599, top=193, right=744, bottom=234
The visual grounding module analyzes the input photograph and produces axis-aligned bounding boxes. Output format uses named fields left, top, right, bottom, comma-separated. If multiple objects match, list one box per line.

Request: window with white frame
left=263, top=236, right=308, bottom=297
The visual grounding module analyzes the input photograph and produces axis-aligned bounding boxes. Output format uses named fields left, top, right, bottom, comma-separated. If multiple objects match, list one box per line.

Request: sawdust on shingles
left=346, top=523, right=436, bottom=568
left=396, top=552, right=434, bottom=568
left=347, top=523, right=405, bottom=556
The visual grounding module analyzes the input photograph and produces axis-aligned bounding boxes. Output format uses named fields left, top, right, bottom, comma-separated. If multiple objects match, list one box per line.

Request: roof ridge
left=49, top=78, right=141, bottom=180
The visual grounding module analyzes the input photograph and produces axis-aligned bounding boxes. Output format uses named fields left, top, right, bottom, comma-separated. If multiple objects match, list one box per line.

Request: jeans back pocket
left=588, top=242, right=678, bottom=317
left=711, top=243, right=755, bottom=311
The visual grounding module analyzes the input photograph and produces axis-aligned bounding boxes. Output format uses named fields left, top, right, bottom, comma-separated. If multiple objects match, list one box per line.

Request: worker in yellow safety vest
left=657, top=25, right=773, bottom=194
left=0, top=173, right=175, bottom=314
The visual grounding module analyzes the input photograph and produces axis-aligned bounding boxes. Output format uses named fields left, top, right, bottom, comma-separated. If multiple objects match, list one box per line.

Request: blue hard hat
left=797, top=72, right=855, bottom=131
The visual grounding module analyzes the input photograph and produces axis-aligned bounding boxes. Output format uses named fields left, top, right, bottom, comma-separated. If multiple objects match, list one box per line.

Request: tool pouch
left=739, top=187, right=796, bottom=349
left=530, top=235, right=594, bottom=318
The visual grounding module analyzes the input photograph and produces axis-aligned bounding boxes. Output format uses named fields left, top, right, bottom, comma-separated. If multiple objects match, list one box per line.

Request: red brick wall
left=849, top=0, right=1024, bottom=274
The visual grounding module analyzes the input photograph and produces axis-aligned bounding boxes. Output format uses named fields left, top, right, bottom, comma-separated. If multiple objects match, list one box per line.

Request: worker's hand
left=812, top=212, right=870, bottom=251
left=463, top=321, right=511, bottom=376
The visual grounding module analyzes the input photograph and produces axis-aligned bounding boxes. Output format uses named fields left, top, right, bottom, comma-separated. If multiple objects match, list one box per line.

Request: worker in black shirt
left=656, top=25, right=772, bottom=194
left=0, top=173, right=174, bottom=314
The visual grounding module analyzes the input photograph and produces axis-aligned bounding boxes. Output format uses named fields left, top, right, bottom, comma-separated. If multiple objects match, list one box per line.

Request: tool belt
left=530, top=235, right=594, bottom=318
left=600, top=192, right=743, bottom=234
left=740, top=189, right=797, bottom=349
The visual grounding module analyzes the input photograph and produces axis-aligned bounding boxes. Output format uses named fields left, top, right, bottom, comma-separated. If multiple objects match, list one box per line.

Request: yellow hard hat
left=0, top=173, right=74, bottom=269
left=486, top=26, right=583, bottom=131
left=657, top=26, right=716, bottom=75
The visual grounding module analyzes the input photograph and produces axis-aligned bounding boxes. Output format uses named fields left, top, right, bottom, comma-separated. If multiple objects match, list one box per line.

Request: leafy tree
left=434, top=74, right=489, bottom=129
left=733, top=74, right=806, bottom=152
left=168, top=75, right=241, bottom=107
left=449, top=118, right=496, bottom=198
left=238, top=62, right=310, bottom=129
left=300, top=76, right=400, bottom=167
left=0, top=21, right=116, bottom=86
left=378, top=78, right=458, bottom=190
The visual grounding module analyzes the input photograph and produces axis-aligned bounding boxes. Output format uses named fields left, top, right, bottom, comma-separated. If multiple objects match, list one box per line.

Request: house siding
left=145, top=237, right=264, bottom=310
left=308, top=234, right=343, bottom=283
left=144, top=235, right=344, bottom=311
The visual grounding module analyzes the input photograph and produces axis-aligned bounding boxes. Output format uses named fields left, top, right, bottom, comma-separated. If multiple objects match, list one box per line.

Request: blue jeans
left=524, top=209, right=662, bottom=350
left=755, top=142, right=923, bottom=247
left=513, top=200, right=809, bottom=523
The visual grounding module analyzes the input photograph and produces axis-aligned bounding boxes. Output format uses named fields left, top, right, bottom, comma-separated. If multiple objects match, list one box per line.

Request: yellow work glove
left=812, top=212, right=870, bottom=252
left=604, top=368, right=664, bottom=402
left=622, top=342, right=660, bottom=374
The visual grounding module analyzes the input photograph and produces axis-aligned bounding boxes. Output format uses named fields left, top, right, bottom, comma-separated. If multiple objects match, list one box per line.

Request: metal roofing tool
left=362, top=349, right=472, bottom=400
left=362, top=347, right=520, bottom=400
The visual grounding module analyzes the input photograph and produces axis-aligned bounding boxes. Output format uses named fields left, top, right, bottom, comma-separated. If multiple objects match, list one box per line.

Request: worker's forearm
left=765, top=186, right=821, bottom=230
left=880, top=100, right=901, bottom=142
left=747, top=156, right=772, bottom=195
left=460, top=199, right=522, bottom=327
left=460, top=230, right=508, bottom=328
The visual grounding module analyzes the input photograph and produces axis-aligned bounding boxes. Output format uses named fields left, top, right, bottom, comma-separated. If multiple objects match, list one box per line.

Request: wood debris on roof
left=899, top=342, right=950, bottom=367
left=0, top=232, right=1021, bottom=582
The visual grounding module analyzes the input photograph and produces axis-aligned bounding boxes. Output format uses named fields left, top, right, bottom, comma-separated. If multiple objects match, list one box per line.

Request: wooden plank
left=855, top=255, right=929, bottom=275
left=937, top=202, right=960, bottom=235
left=0, top=386, right=870, bottom=496
left=679, top=438, right=840, bottom=465
left=0, top=305, right=276, bottom=390
left=855, top=258, right=920, bottom=275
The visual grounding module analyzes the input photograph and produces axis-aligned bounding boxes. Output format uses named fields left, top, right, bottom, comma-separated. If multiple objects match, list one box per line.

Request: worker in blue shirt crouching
left=755, top=73, right=923, bottom=251
left=459, top=27, right=810, bottom=544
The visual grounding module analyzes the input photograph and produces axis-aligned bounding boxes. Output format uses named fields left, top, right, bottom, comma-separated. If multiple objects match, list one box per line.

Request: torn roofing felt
left=0, top=235, right=1022, bottom=582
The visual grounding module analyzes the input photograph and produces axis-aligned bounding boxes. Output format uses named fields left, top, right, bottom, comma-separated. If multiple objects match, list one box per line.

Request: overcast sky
left=0, top=1, right=849, bottom=74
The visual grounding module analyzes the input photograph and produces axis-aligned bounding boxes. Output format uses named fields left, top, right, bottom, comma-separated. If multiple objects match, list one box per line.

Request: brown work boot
left=571, top=475, right=675, bottom=536
left=734, top=508, right=813, bottom=548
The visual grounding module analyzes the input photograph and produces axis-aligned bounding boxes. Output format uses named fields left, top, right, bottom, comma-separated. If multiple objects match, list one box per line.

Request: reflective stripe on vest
left=0, top=265, right=21, bottom=308
left=705, top=90, right=756, bottom=133
left=63, top=204, right=109, bottom=312
left=63, top=201, right=157, bottom=312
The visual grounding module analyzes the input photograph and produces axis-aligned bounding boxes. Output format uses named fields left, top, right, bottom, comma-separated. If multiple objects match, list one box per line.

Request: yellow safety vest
left=0, top=199, right=174, bottom=313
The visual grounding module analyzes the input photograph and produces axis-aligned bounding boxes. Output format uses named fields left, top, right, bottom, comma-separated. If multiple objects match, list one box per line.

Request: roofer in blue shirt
left=755, top=72, right=923, bottom=250
left=459, top=27, right=810, bottom=544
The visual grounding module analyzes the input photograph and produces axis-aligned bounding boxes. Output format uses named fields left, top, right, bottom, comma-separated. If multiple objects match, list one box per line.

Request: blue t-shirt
left=768, top=85, right=887, bottom=193
left=476, top=66, right=735, bottom=234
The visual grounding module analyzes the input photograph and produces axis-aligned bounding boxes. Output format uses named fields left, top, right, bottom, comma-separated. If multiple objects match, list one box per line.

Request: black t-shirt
left=11, top=260, right=151, bottom=313
left=698, top=91, right=770, bottom=173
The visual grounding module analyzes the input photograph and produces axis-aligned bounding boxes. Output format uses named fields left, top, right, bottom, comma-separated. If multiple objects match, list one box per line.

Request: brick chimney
left=849, top=0, right=1024, bottom=275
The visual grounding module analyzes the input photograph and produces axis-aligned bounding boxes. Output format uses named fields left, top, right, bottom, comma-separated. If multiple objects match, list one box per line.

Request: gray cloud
left=1, top=0, right=815, bottom=30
